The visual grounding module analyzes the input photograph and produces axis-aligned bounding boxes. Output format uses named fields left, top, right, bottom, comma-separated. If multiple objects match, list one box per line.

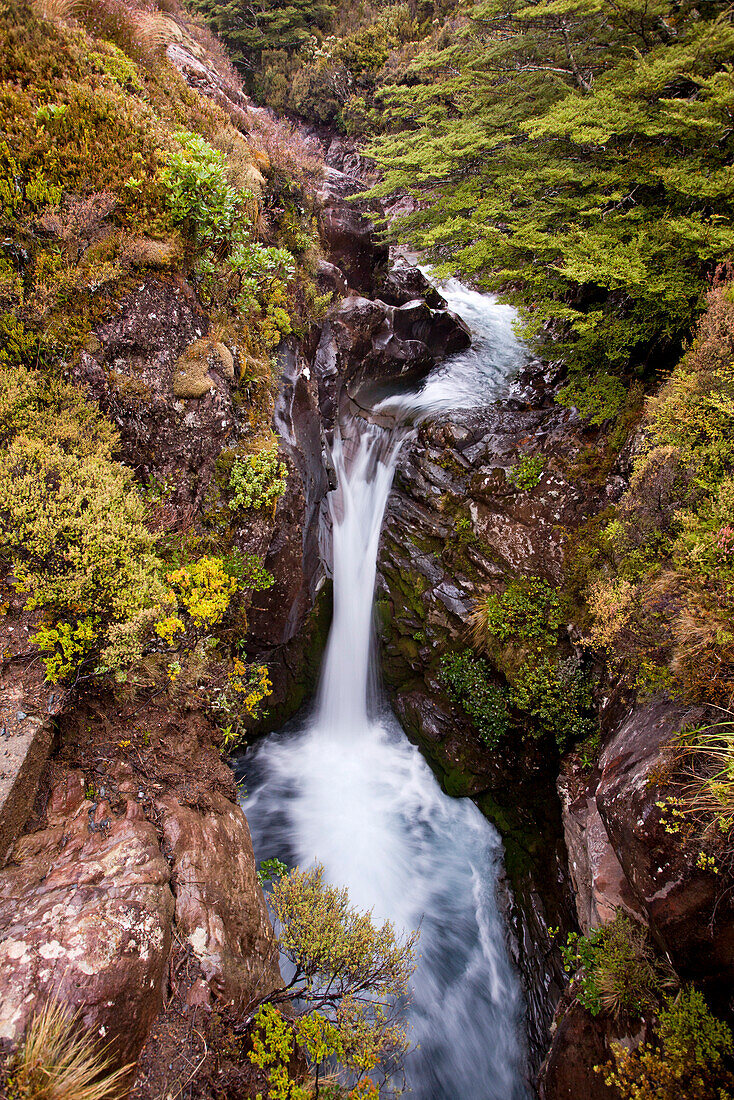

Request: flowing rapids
left=238, top=284, right=531, bottom=1099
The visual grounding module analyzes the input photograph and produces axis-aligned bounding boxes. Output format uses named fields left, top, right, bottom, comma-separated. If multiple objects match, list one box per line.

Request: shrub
left=439, top=649, right=509, bottom=748
left=507, top=452, right=545, bottom=491
left=249, top=864, right=417, bottom=1093
left=160, top=129, right=295, bottom=320
left=562, top=913, right=665, bottom=1019
left=557, top=373, right=628, bottom=426
left=508, top=655, right=593, bottom=750
left=600, top=986, right=734, bottom=1100
left=229, top=446, right=288, bottom=512
left=470, top=576, right=564, bottom=651
left=8, top=1000, right=131, bottom=1100
left=0, top=366, right=165, bottom=682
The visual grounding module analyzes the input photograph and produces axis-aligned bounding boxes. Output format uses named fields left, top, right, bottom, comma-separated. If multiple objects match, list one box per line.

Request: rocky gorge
left=1, top=5, right=733, bottom=1099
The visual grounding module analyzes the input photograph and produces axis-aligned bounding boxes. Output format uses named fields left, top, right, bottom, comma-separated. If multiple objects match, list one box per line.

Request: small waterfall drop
left=239, top=284, right=531, bottom=1098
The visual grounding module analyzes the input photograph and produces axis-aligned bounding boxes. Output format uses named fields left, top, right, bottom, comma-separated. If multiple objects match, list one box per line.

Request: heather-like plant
left=600, top=986, right=734, bottom=1100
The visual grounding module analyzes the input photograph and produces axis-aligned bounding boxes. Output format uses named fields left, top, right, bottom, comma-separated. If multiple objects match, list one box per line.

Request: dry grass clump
left=33, top=0, right=182, bottom=59
left=9, top=1001, right=131, bottom=1100
left=673, top=720, right=734, bottom=842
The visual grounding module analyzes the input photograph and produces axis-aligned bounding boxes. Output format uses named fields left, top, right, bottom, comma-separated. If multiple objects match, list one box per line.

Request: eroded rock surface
left=0, top=769, right=173, bottom=1067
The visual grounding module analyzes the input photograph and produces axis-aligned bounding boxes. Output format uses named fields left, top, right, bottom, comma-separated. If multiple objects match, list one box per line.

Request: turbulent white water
left=239, top=284, right=530, bottom=1098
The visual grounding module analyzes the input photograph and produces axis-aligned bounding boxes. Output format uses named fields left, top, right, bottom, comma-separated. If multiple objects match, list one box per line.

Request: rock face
left=158, top=792, right=279, bottom=1008
left=596, top=700, right=734, bottom=991
left=558, top=759, right=646, bottom=935
left=313, top=295, right=470, bottom=429
left=316, top=165, right=388, bottom=295
left=0, top=699, right=282, bottom=1083
left=0, top=769, right=173, bottom=1068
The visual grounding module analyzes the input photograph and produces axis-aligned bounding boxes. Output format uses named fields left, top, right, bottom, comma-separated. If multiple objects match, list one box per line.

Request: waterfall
left=239, top=282, right=531, bottom=1098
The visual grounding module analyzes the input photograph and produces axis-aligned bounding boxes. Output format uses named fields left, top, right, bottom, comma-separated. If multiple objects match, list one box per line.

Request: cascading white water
left=239, top=283, right=531, bottom=1098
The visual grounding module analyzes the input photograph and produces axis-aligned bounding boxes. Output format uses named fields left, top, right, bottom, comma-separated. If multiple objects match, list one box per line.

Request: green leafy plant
left=562, top=913, right=665, bottom=1019
left=247, top=864, right=417, bottom=1094
left=600, top=986, right=734, bottom=1100
left=257, top=857, right=288, bottom=886
left=471, top=577, right=564, bottom=651
left=439, top=650, right=509, bottom=748
left=558, top=373, right=628, bottom=426
left=229, top=446, right=288, bottom=512
left=508, top=453, right=545, bottom=492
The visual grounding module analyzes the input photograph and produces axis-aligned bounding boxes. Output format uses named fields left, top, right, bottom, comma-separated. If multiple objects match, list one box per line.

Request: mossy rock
left=172, top=337, right=234, bottom=398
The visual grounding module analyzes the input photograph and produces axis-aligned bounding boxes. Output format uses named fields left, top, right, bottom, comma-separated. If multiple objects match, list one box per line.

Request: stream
left=237, top=280, right=531, bottom=1098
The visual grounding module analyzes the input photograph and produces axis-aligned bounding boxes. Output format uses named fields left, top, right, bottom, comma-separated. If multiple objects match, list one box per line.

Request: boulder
left=0, top=770, right=173, bottom=1069
left=595, top=700, right=734, bottom=990
left=157, top=793, right=280, bottom=1009
left=316, top=166, right=388, bottom=295
left=313, top=295, right=471, bottom=424
left=558, top=761, right=645, bottom=934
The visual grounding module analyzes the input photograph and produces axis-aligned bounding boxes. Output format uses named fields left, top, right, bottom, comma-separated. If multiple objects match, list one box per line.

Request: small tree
left=248, top=864, right=418, bottom=1096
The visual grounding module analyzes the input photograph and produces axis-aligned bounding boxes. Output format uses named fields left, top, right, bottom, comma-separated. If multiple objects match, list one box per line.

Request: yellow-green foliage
left=0, top=365, right=165, bottom=681
left=164, top=555, right=238, bottom=629
left=600, top=986, right=734, bottom=1100
left=584, top=279, right=734, bottom=703
left=229, top=444, right=287, bottom=512
left=267, top=864, right=417, bottom=1084
left=8, top=1000, right=131, bottom=1100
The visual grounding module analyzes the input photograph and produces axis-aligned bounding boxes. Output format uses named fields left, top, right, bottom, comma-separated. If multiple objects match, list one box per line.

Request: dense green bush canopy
left=366, top=0, right=734, bottom=377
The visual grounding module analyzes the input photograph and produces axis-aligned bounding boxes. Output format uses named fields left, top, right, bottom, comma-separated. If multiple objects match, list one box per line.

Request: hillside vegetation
left=0, top=0, right=326, bottom=732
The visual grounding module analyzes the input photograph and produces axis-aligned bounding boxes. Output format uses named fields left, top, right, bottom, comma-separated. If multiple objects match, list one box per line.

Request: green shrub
left=471, top=576, right=564, bottom=650
left=508, top=453, right=545, bottom=491
left=509, top=655, right=594, bottom=750
left=601, top=986, right=734, bottom=1100
left=0, top=365, right=165, bottom=682
left=229, top=446, right=288, bottom=512
left=562, top=913, right=665, bottom=1019
left=161, top=129, right=295, bottom=318
left=439, top=650, right=509, bottom=748
left=248, top=864, right=417, bottom=1095
left=557, top=373, right=628, bottom=426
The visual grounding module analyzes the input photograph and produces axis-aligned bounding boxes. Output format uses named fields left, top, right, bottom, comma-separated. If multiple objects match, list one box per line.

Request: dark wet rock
left=595, top=699, right=734, bottom=992
left=538, top=997, right=632, bottom=1100
left=313, top=295, right=470, bottom=428
left=317, top=166, right=388, bottom=295
left=375, top=260, right=447, bottom=310
left=316, top=258, right=349, bottom=299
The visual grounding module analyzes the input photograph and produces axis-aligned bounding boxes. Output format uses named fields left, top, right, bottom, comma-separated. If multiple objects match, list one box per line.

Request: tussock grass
left=673, top=719, right=734, bottom=841
left=33, top=0, right=181, bottom=58
left=10, top=1001, right=132, bottom=1100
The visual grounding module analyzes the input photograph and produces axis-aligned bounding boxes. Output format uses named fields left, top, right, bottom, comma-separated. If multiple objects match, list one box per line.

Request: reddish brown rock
left=157, top=792, right=280, bottom=1009
left=595, top=700, right=734, bottom=990
left=558, top=760, right=645, bottom=934
left=538, top=997, right=629, bottom=1100
left=0, top=770, right=174, bottom=1068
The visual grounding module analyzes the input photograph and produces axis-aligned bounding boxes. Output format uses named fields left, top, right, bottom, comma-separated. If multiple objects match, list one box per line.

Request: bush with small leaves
left=562, top=913, right=665, bottom=1020
left=439, top=650, right=509, bottom=748
left=600, top=986, right=734, bottom=1100
left=229, top=446, right=288, bottom=512
left=250, top=863, right=417, bottom=1093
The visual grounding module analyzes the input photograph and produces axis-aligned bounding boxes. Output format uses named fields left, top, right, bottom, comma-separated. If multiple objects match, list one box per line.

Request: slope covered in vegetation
left=0, top=0, right=327, bottom=721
